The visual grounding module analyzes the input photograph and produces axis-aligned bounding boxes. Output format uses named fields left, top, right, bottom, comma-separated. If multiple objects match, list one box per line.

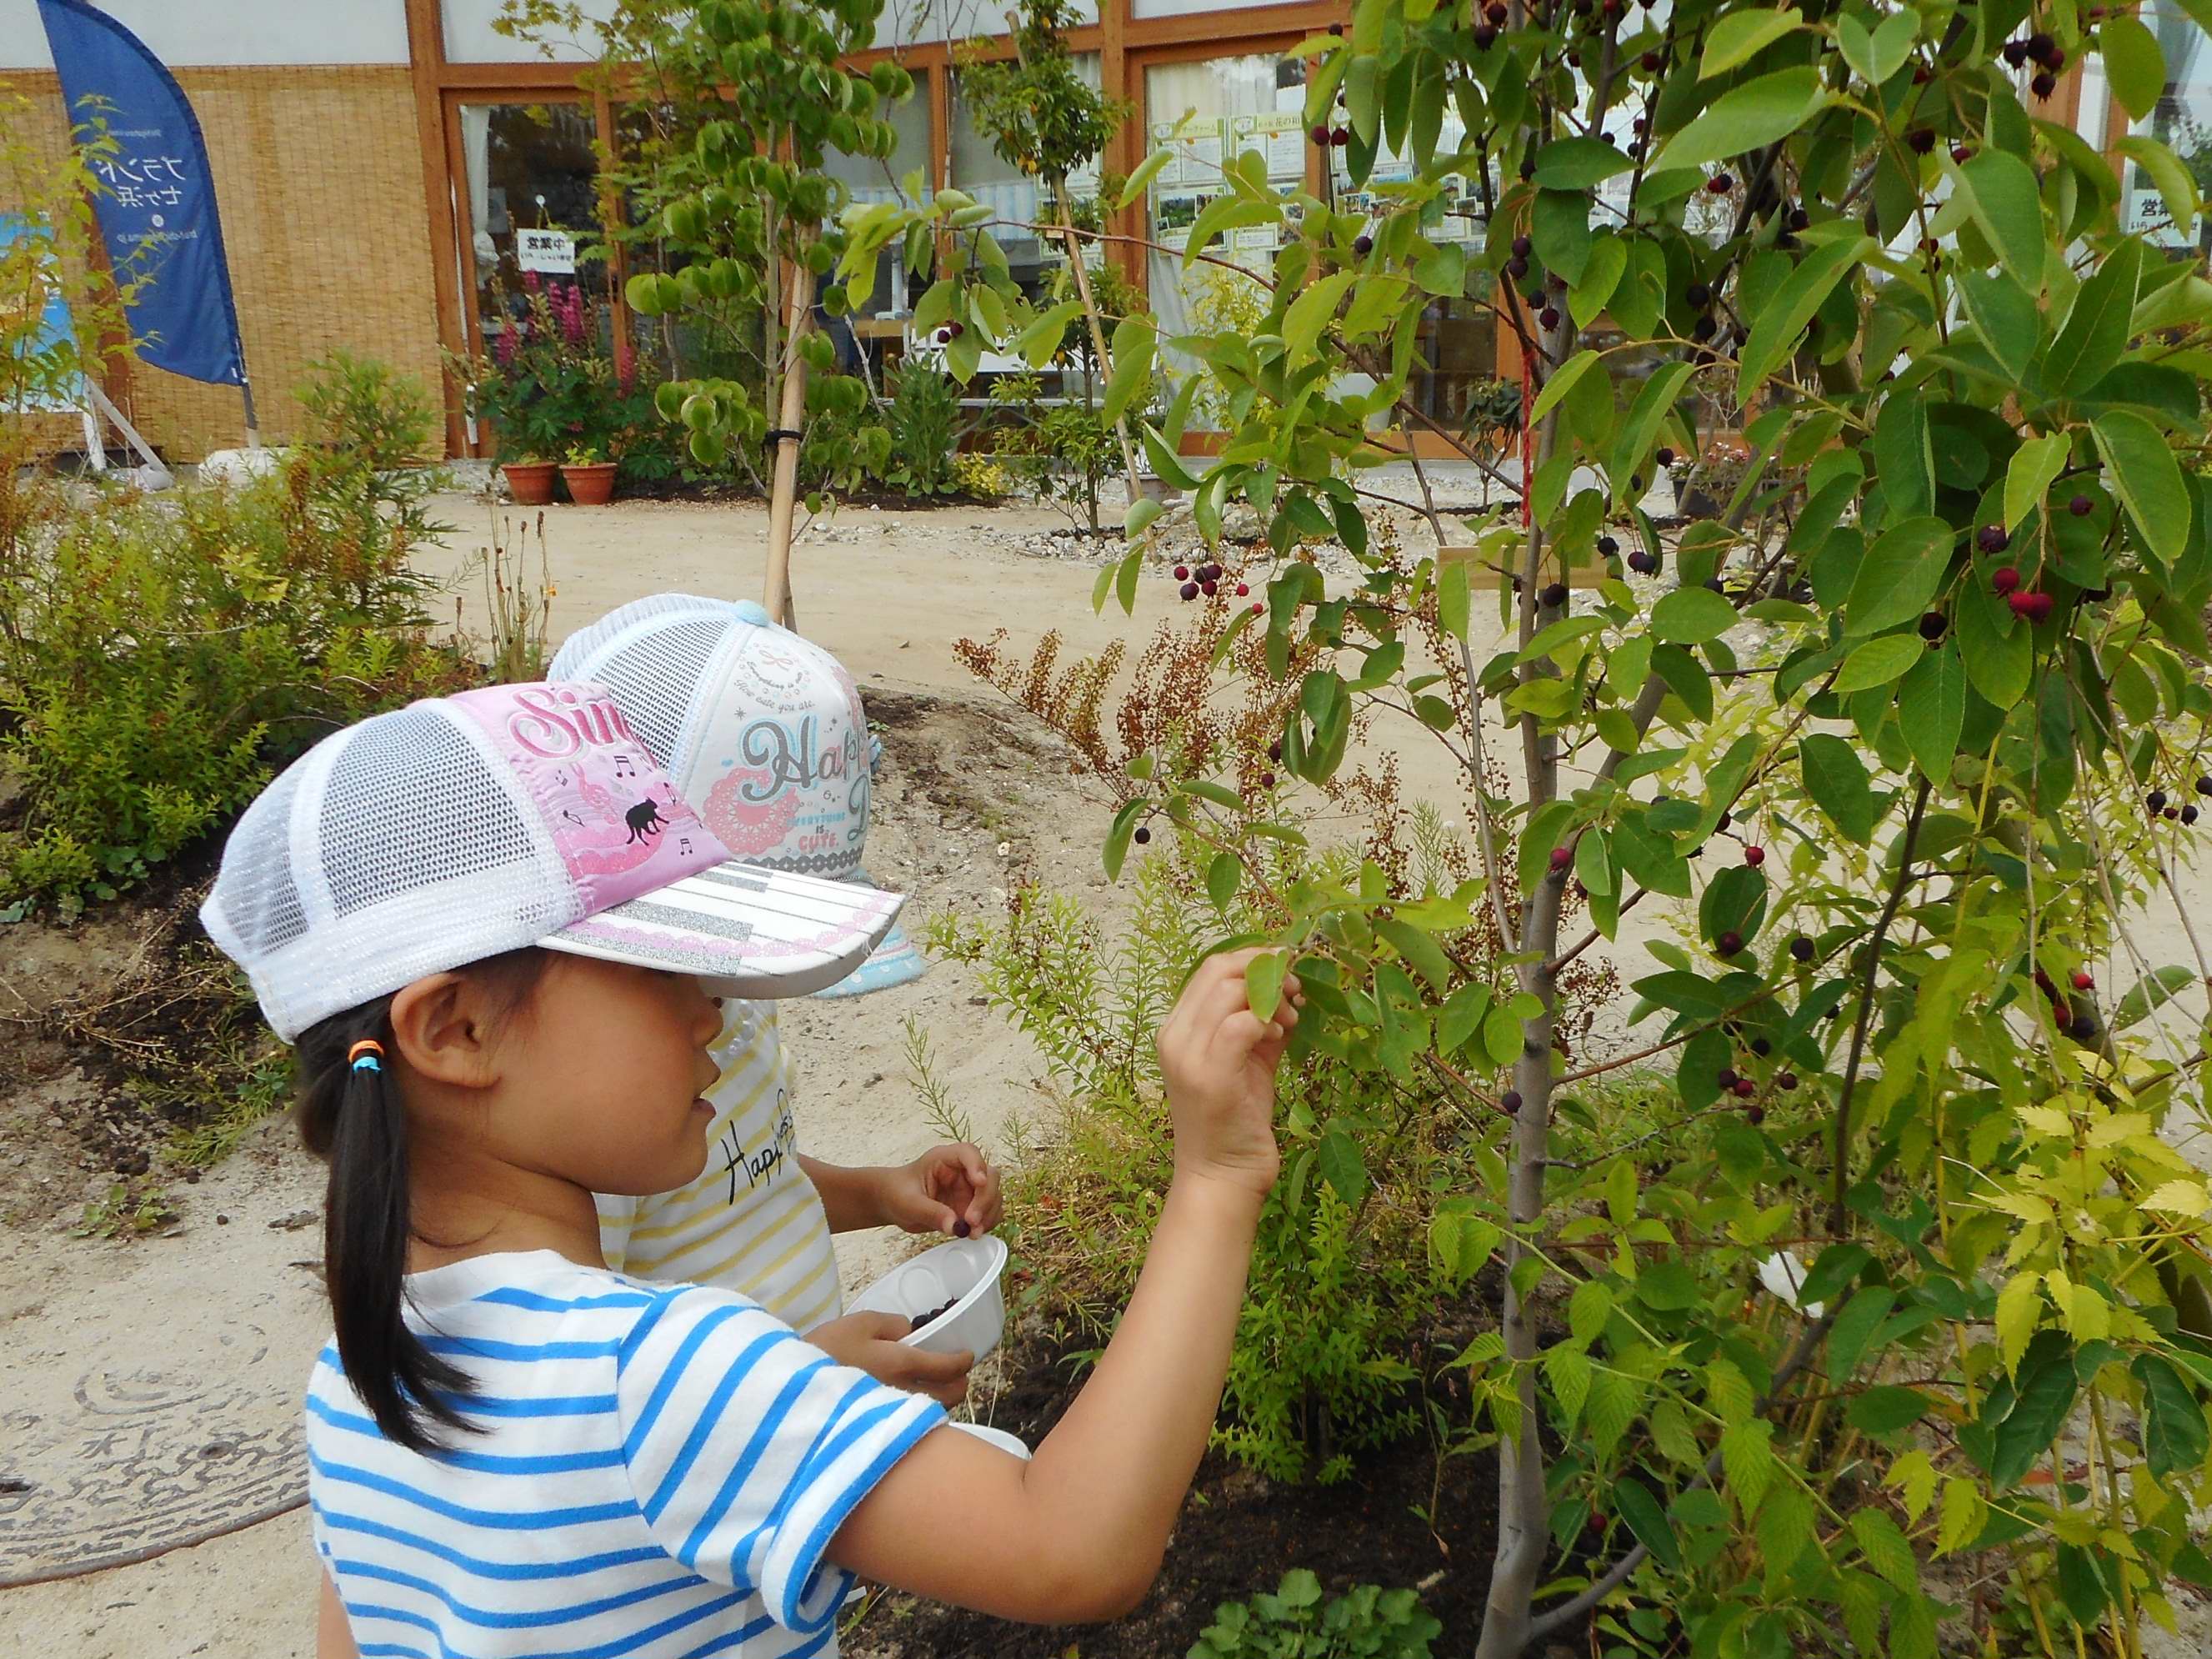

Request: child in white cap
left=549, top=595, right=993, bottom=1404
left=198, top=680, right=1302, bottom=1656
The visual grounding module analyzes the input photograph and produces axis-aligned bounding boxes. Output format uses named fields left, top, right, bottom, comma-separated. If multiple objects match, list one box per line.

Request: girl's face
left=488, top=955, right=725, bottom=1198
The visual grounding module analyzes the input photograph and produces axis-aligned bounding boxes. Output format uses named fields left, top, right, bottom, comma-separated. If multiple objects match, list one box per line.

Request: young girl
left=201, top=681, right=1300, bottom=1657
left=550, top=594, right=998, bottom=1409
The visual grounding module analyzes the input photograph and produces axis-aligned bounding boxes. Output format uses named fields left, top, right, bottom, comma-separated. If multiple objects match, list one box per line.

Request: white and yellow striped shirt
left=594, top=1000, right=844, bottom=1334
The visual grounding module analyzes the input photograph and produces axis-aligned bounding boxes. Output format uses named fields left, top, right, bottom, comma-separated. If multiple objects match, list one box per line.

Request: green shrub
left=0, top=357, right=468, bottom=915
left=873, top=359, right=966, bottom=497
left=1189, top=1571, right=1442, bottom=1659
left=931, top=853, right=1464, bottom=1485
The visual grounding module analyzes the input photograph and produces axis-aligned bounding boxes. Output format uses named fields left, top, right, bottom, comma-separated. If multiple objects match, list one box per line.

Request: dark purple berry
left=2069, top=494, right=2093, bottom=517
left=1540, top=581, right=1570, bottom=608
left=1919, top=610, right=1948, bottom=640
left=1180, top=580, right=1199, bottom=600
left=1717, top=930, right=1744, bottom=956
left=1133, top=825, right=1151, bottom=845
left=1790, top=935, right=1814, bottom=962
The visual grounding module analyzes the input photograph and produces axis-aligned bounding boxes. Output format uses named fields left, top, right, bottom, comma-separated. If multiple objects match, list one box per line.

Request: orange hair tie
left=348, top=1039, right=385, bottom=1074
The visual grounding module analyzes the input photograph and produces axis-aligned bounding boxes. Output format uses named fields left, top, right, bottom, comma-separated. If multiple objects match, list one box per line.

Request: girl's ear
left=388, top=972, right=506, bottom=1090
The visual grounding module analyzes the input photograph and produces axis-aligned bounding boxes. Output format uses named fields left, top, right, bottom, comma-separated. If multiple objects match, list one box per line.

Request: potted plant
left=559, top=441, right=618, bottom=506
left=501, top=453, right=558, bottom=505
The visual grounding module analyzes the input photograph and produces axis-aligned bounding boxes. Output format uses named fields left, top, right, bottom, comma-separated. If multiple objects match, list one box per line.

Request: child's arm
left=798, top=1145, right=1003, bottom=1236
left=317, top=1571, right=359, bottom=1658
left=826, top=948, right=1297, bottom=1622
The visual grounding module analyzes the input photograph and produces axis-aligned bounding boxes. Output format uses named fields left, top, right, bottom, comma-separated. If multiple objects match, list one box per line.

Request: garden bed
left=843, top=1318, right=1502, bottom=1659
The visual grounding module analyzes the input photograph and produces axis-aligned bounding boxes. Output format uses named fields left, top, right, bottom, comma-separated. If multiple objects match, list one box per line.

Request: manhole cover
left=0, top=1324, right=305, bottom=1585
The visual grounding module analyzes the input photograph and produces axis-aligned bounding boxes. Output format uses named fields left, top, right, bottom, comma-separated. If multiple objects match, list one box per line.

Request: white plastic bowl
left=847, top=1235, right=1008, bottom=1360
left=949, top=1420, right=1032, bottom=1461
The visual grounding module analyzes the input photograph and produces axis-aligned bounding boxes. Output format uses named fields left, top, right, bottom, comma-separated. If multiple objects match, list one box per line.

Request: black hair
left=294, top=947, right=548, bottom=1455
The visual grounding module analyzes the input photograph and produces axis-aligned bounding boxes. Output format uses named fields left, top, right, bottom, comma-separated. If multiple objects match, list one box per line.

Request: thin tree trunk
left=1054, top=193, right=1144, bottom=505
left=763, top=259, right=813, bottom=629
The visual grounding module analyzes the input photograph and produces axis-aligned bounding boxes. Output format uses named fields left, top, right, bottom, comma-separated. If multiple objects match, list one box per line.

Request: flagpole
left=241, top=376, right=258, bottom=449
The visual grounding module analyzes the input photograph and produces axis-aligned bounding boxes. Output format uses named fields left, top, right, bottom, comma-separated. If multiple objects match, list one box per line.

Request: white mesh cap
left=200, top=682, right=904, bottom=1041
left=551, top=595, right=923, bottom=997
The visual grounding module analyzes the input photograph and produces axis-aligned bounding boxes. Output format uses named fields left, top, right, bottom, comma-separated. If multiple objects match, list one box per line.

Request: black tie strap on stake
left=763, top=428, right=803, bottom=447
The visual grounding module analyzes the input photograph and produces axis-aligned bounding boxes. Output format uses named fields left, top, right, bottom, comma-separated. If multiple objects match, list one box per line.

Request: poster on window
left=1154, top=115, right=1225, bottom=191
left=517, top=228, right=578, bottom=274
left=1233, top=113, right=1307, bottom=182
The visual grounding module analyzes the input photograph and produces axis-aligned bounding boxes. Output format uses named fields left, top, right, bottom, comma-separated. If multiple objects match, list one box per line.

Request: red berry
left=1174, top=564, right=1190, bottom=580
left=1734, top=1078, right=1758, bottom=1100
left=1951, top=144, right=1972, bottom=163
left=1235, top=582, right=1249, bottom=596
left=1251, top=601, right=1264, bottom=614
left=1991, top=565, right=2021, bottom=594
left=1259, top=770, right=1276, bottom=788
left=2024, top=592, right=2054, bottom=623
left=2007, top=591, right=2036, bottom=619
left=1311, top=124, right=1331, bottom=147
left=1202, top=579, right=1218, bottom=596
left=1331, top=127, right=1349, bottom=146
left=1707, top=173, right=1733, bottom=193
left=1549, top=845, right=1574, bottom=872
left=1744, top=845, right=1765, bottom=867
left=2072, top=971, right=2093, bottom=991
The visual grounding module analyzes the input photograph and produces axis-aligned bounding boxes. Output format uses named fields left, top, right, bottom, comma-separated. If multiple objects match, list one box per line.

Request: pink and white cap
left=199, top=682, right=905, bottom=1042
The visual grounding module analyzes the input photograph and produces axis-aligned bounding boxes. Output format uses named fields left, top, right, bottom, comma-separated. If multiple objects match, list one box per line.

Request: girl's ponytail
left=294, top=948, right=545, bottom=1455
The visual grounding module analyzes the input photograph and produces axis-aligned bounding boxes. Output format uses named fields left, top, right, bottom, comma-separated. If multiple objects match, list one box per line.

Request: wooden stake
left=762, top=259, right=813, bottom=629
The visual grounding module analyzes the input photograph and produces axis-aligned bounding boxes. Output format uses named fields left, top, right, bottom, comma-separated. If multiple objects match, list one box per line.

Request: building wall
left=1, top=63, right=443, bottom=461
left=0, top=0, right=408, bottom=69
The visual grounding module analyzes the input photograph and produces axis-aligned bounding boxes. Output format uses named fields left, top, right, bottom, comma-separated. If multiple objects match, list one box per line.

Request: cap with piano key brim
left=200, top=680, right=907, bottom=1043
left=539, top=859, right=903, bottom=999
left=548, top=594, right=923, bottom=999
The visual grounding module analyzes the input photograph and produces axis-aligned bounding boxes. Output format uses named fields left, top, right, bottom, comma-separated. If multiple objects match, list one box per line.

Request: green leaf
left=1245, top=947, right=1289, bottom=1021
left=2115, top=965, right=2197, bottom=1031
left=1438, top=982, right=1490, bottom=1055
left=2115, top=138, right=2200, bottom=243
left=1124, top=496, right=1164, bottom=540
left=1649, top=67, right=1828, bottom=175
left=1439, top=557, right=1470, bottom=641
left=1104, top=798, right=1147, bottom=879
left=1534, top=135, right=1635, bottom=189
left=1737, top=234, right=1871, bottom=398
left=1611, top=1476, right=1683, bottom=1571
left=1284, top=271, right=1356, bottom=360
left=1569, top=1279, right=1614, bottom=1346
left=2133, top=1354, right=2209, bottom=1479
left=1873, top=393, right=1934, bottom=522
left=2004, top=433, right=2069, bottom=531
left=1955, top=151, right=2045, bottom=283
left=1651, top=587, right=1738, bottom=644
left=1115, top=546, right=1142, bottom=614
left=1897, top=643, right=1966, bottom=785
left=1848, top=1386, right=1931, bottom=1436
left=2103, top=15, right=2167, bottom=122
left=1959, top=269, right=2039, bottom=383
left=1571, top=237, right=1627, bottom=330
left=1637, top=1257, right=1699, bottom=1311
left=1119, top=148, right=1172, bottom=208
left=1827, top=1286, right=1899, bottom=1381
left=1531, top=349, right=1599, bottom=424
left=2094, top=408, right=2193, bottom=563
left=1838, top=9, right=1916, bottom=84
left=1844, top=514, right=1954, bottom=638
left=1799, top=734, right=1876, bottom=844
left=1989, top=1335, right=2079, bottom=1489
left=1849, top=1507, right=1917, bottom=1592
left=1532, top=187, right=1594, bottom=283
left=1833, top=634, right=1924, bottom=694
left=1206, top=851, right=1242, bottom=910
left=1700, top=8, right=1806, bottom=78
left=1314, top=1125, right=1368, bottom=1205
left=1101, top=316, right=1155, bottom=426
left=2045, top=238, right=2141, bottom=398
left=1957, top=579, right=2031, bottom=708
left=1610, top=363, right=1694, bottom=502
left=1376, top=918, right=1454, bottom=995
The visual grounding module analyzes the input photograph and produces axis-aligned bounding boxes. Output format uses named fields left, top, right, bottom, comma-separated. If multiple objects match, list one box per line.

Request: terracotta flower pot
left=560, top=461, right=618, bottom=506
left=502, top=460, right=558, bottom=506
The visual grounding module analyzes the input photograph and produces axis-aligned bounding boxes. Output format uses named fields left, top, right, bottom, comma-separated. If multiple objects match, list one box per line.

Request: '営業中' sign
left=516, top=228, right=577, bottom=274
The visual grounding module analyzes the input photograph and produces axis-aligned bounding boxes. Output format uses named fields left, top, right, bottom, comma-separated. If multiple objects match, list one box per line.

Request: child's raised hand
left=808, top=1311, right=974, bottom=1406
left=877, top=1143, right=1003, bottom=1238
left=1156, top=947, right=1301, bottom=1199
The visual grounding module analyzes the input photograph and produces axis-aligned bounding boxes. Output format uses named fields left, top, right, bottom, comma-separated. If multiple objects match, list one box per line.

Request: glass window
left=2117, top=3, right=2211, bottom=255
left=1142, top=53, right=1308, bottom=343
left=459, top=101, right=606, bottom=351
left=823, top=68, right=934, bottom=322
left=950, top=52, right=1105, bottom=307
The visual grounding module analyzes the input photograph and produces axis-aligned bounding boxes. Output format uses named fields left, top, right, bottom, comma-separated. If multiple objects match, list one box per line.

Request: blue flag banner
left=35, top=0, right=247, bottom=388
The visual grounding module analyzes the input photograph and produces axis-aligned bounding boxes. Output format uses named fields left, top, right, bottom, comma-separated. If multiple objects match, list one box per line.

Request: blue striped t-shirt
left=307, top=1250, right=944, bottom=1658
